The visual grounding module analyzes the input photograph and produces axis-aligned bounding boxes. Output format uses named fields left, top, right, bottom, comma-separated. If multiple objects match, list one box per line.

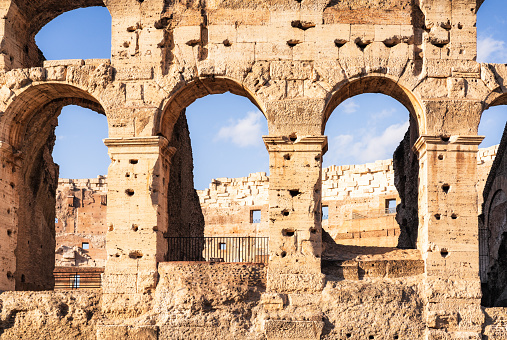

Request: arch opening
left=160, top=83, right=269, bottom=264
left=0, top=84, right=107, bottom=291
left=158, top=77, right=265, bottom=140
left=478, top=99, right=507, bottom=306
left=35, top=7, right=111, bottom=61
left=320, top=84, right=421, bottom=265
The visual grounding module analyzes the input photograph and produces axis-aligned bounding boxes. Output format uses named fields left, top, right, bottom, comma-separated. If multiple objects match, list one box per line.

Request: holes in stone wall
left=223, top=39, right=232, bottom=47
left=129, top=159, right=139, bottom=164
left=289, top=133, right=297, bottom=142
left=369, top=336, right=375, bottom=339
left=289, top=189, right=301, bottom=197
left=282, top=209, right=290, bottom=216
left=9, top=182, right=14, bottom=189
left=440, top=248, right=449, bottom=258
left=434, top=214, right=441, bottom=220
left=132, top=224, right=139, bottom=232
left=442, top=184, right=450, bottom=193
left=6, top=271, right=13, bottom=279
left=125, top=189, right=135, bottom=196
left=334, top=39, right=347, bottom=48
left=440, top=136, right=450, bottom=142
left=129, top=250, right=143, bottom=259
left=383, top=37, right=400, bottom=48
left=355, top=37, right=371, bottom=50
left=280, top=251, right=287, bottom=258
left=287, top=39, right=302, bottom=47
left=438, top=154, right=444, bottom=160
left=310, top=228, right=317, bottom=234
left=108, top=224, right=114, bottom=232
left=21, top=274, right=25, bottom=283
left=283, top=229, right=295, bottom=237
left=451, top=213, right=458, bottom=219
left=125, top=172, right=130, bottom=177
left=7, top=229, right=12, bottom=236
left=284, top=153, right=291, bottom=160
left=291, top=20, right=315, bottom=30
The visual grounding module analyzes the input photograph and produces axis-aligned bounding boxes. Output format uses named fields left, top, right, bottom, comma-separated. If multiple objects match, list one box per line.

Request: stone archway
left=0, top=81, right=107, bottom=291
left=322, top=75, right=422, bottom=250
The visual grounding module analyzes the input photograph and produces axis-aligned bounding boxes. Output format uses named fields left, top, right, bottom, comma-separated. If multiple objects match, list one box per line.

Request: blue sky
left=35, top=2, right=507, bottom=190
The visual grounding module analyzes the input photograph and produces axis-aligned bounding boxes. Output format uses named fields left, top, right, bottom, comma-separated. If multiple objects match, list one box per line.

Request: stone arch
left=157, top=77, right=266, bottom=140
left=0, top=81, right=107, bottom=291
left=322, top=75, right=424, bottom=136
left=0, top=83, right=105, bottom=150
left=1, top=1, right=109, bottom=69
left=322, top=75, right=423, bottom=250
left=24, top=1, right=108, bottom=40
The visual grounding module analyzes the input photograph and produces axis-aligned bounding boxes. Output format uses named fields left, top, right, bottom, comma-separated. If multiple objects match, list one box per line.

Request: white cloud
left=371, top=108, right=397, bottom=120
left=326, top=121, right=409, bottom=166
left=357, top=121, right=409, bottom=163
left=477, top=36, right=507, bottom=62
left=56, top=135, right=66, bottom=140
left=215, top=111, right=264, bottom=147
left=341, top=99, right=359, bottom=114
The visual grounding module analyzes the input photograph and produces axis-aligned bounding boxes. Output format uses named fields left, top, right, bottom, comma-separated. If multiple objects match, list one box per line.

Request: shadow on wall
left=165, top=109, right=205, bottom=260
left=393, top=128, right=419, bottom=249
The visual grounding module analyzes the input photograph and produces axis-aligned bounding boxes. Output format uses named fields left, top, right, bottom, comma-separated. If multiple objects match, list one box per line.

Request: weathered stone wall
left=0, top=290, right=102, bottom=339
left=0, top=0, right=506, bottom=338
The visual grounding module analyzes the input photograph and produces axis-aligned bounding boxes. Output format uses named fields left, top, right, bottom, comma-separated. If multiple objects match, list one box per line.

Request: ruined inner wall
left=55, top=177, right=108, bottom=268
left=196, top=145, right=497, bottom=248
left=14, top=105, right=60, bottom=291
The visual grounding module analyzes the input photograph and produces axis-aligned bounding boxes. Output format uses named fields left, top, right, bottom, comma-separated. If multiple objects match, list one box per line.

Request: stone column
left=261, top=135, right=327, bottom=340
left=102, top=136, right=175, bottom=297
left=413, top=135, right=485, bottom=339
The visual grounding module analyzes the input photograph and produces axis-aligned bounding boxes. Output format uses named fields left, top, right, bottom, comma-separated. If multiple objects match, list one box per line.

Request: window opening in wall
left=476, top=1, right=507, bottom=63
left=82, top=242, right=89, bottom=250
left=322, top=206, right=329, bottom=220
left=219, top=242, right=227, bottom=251
left=385, top=199, right=397, bottom=214
left=251, top=210, right=261, bottom=224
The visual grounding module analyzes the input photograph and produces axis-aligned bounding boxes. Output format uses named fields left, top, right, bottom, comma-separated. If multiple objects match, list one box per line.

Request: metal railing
left=54, top=270, right=102, bottom=289
left=479, top=227, right=490, bottom=283
left=165, top=236, right=269, bottom=263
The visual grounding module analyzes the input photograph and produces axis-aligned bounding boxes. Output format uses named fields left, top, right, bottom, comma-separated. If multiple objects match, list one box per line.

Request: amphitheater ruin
left=1, top=0, right=507, bottom=339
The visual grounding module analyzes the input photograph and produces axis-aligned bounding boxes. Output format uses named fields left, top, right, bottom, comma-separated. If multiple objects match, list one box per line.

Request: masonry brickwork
left=0, top=0, right=507, bottom=338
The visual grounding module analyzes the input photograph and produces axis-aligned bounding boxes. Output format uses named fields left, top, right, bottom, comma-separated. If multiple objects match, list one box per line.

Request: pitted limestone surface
left=0, top=0, right=505, bottom=339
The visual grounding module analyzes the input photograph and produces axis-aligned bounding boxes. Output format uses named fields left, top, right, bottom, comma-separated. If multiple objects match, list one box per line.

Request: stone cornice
left=104, top=136, right=176, bottom=158
left=412, top=135, right=485, bottom=154
left=263, top=135, right=328, bottom=154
